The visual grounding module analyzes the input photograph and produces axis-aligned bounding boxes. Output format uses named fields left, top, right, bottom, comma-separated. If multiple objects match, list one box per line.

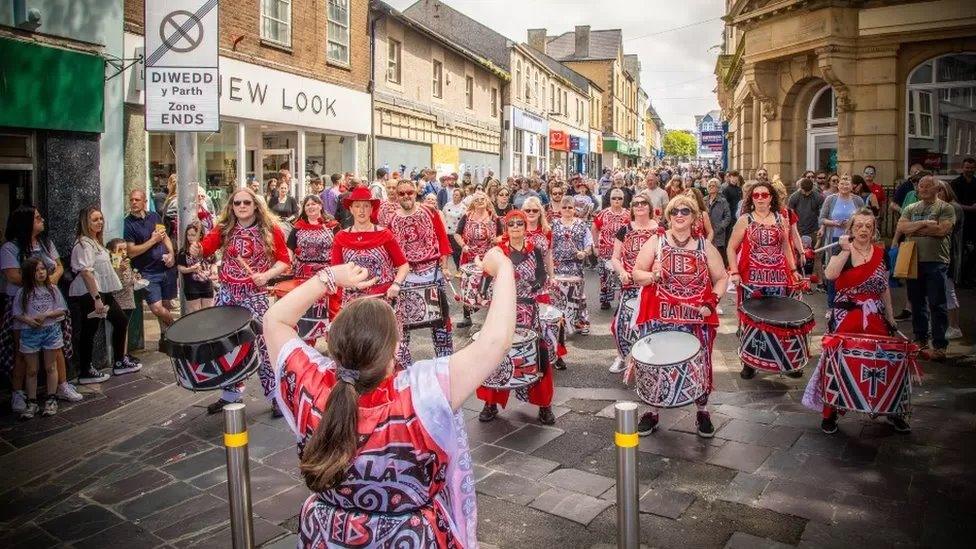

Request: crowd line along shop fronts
left=548, top=128, right=590, bottom=177
left=123, top=33, right=370, bottom=211
left=589, top=130, right=603, bottom=178
left=548, top=129, right=569, bottom=175
left=0, top=37, right=112, bottom=255
left=374, top=139, right=500, bottom=183
left=503, top=106, right=548, bottom=178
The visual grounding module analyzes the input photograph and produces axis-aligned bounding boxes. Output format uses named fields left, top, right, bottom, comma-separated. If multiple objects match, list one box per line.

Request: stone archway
left=781, top=77, right=833, bottom=181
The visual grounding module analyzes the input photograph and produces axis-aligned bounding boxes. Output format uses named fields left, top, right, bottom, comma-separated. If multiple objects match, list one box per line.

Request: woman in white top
left=69, top=207, right=142, bottom=384
left=442, top=188, right=467, bottom=267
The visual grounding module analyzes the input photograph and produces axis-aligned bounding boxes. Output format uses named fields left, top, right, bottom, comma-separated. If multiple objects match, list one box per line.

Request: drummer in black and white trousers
left=631, top=194, right=729, bottom=437
left=385, top=179, right=455, bottom=364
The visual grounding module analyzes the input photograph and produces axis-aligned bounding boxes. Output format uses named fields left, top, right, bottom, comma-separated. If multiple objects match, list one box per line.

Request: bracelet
left=92, top=294, right=102, bottom=301
left=316, top=267, right=337, bottom=295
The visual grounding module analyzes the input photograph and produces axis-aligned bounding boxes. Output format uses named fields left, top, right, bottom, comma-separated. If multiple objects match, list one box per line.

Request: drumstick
left=813, top=241, right=840, bottom=253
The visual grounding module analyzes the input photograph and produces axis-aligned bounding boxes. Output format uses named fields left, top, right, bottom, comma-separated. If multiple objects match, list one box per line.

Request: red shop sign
left=549, top=130, right=569, bottom=151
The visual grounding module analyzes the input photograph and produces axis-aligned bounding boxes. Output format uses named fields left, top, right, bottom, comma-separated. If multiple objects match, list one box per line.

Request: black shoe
left=696, top=411, right=715, bottom=438
left=894, top=310, right=912, bottom=321
left=821, top=413, right=839, bottom=434
left=478, top=403, right=498, bottom=422
left=887, top=415, right=911, bottom=434
left=785, top=370, right=803, bottom=379
left=538, top=406, right=556, bottom=425
left=207, top=398, right=241, bottom=415
left=739, top=365, right=756, bottom=380
left=554, top=357, right=567, bottom=370
left=456, top=316, right=472, bottom=328
left=600, top=302, right=611, bottom=310
left=637, top=412, right=658, bottom=436
left=271, top=400, right=284, bottom=418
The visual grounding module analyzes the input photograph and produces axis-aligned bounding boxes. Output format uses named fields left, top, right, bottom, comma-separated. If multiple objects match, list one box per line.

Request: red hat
left=503, top=209, right=528, bottom=228
left=342, top=186, right=380, bottom=209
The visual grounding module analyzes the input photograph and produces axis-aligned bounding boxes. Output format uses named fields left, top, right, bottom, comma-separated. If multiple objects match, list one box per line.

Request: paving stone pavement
left=0, top=271, right=974, bottom=547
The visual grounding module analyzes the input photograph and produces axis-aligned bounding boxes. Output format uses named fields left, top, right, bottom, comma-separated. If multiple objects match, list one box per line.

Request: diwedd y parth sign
left=144, top=0, right=220, bottom=132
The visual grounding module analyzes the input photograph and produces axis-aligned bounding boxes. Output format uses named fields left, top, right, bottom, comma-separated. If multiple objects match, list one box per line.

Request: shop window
left=327, top=0, right=350, bottom=65
left=906, top=53, right=976, bottom=176
left=387, top=39, right=401, bottom=84
left=491, top=87, right=498, bottom=117
left=432, top=60, right=443, bottom=98
left=261, top=0, right=292, bottom=47
left=465, top=76, right=474, bottom=110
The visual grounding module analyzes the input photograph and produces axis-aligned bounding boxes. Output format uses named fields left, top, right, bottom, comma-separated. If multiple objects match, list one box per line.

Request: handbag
left=894, top=240, right=918, bottom=279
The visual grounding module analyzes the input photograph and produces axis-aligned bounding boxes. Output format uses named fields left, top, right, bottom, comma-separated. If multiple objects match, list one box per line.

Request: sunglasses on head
left=233, top=199, right=253, bottom=206
left=752, top=191, right=771, bottom=199
left=506, top=220, right=525, bottom=227
left=669, top=207, right=693, bottom=217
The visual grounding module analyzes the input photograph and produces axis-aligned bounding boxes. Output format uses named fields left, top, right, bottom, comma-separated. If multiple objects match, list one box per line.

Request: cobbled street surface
left=0, top=271, right=974, bottom=548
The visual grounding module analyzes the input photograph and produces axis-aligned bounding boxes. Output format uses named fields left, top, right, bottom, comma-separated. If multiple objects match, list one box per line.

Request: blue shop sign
left=570, top=135, right=589, bottom=153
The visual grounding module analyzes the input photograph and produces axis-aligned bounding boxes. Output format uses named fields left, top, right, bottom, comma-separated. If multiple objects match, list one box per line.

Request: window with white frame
left=491, top=87, right=498, bottom=117
left=327, top=0, right=350, bottom=64
left=534, top=72, right=539, bottom=107
left=516, top=61, right=522, bottom=100
left=386, top=39, right=401, bottom=84
left=465, top=75, right=474, bottom=109
left=563, top=90, right=568, bottom=116
left=906, top=53, right=976, bottom=176
left=525, top=68, right=531, bottom=100
left=261, top=0, right=291, bottom=46
left=432, top=60, right=443, bottom=98
left=550, top=83, right=555, bottom=112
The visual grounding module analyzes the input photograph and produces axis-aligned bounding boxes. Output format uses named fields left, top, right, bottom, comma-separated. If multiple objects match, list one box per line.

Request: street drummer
left=632, top=194, right=728, bottom=437
left=191, top=187, right=291, bottom=416
left=726, top=180, right=803, bottom=379
left=608, top=191, right=659, bottom=373
left=477, top=210, right=556, bottom=425
left=593, top=188, right=632, bottom=311
left=801, top=208, right=912, bottom=434
left=286, top=195, right=341, bottom=329
left=524, top=197, right=566, bottom=369
left=264, top=252, right=516, bottom=548
left=552, top=196, right=594, bottom=334
left=387, top=179, right=455, bottom=363
left=453, top=191, right=500, bottom=328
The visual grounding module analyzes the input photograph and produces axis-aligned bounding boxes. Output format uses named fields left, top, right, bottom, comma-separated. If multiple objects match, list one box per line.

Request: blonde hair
left=215, top=187, right=279, bottom=260
left=770, top=179, right=788, bottom=205
left=522, top=196, right=549, bottom=234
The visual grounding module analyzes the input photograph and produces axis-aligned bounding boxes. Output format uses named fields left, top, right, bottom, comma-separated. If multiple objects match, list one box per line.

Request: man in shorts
left=124, top=190, right=176, bottom=335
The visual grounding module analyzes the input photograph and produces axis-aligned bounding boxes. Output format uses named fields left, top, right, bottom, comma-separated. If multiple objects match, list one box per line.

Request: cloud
left=385, top=0, right=723, bottom=130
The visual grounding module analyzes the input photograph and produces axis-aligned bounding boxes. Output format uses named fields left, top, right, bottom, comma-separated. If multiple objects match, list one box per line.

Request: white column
left=342, top=135, right=358, bottom=176
left=236, top=122, right=246, bottom=188
left=296, top=129, right=306, bottom=200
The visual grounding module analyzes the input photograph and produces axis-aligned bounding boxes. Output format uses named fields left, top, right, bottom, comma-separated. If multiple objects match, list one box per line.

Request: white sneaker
left=56, top=382, right=84, bottom=402
left=77, top=369, right=111, bottom=385
left=717, top=306, right=724, bottom=315
left=946, top=327, right=963, bottom=340
left=608, top=357, right=626, bottom=373
left=11, top=390, right=26, bottom=413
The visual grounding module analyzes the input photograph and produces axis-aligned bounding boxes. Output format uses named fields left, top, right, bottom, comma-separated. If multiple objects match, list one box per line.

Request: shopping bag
left=894, top=240, right=917, bottom=279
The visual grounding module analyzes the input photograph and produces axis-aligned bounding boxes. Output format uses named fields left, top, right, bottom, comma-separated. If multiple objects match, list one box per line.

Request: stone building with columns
left=715, top=0, right=976, bottom=185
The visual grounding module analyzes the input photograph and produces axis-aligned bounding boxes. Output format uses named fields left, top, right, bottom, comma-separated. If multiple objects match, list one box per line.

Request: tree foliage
left=663, top=130, right=697, bottom=159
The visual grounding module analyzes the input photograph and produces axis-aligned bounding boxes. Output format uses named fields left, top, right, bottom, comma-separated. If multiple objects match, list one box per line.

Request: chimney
left=575, top=25, right=590, bottom=58
left=527, top=28, right=547, bottom=54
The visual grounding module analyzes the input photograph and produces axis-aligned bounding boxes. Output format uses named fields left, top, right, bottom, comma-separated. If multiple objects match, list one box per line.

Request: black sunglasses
left=233, top=200, right=253, bottom=206
left=506, top=220, right=526, bottom=227
left=669, top=207, right=693, bottom=217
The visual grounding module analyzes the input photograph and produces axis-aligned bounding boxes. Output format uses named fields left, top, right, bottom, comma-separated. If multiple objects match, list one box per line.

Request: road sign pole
left=176, top=131, right=197, bottom=311
left=615, top=401, right=640, bottom=549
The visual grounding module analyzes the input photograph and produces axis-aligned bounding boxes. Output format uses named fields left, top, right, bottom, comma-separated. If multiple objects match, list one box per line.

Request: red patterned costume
left=456, top=214, right=499, bottom=265
left=735, top=213, right=795, bottom=301
left=476, top=241, right=553, bottom=409
left=594, top=208, right=631, bottom=307
left=330, top=228, right=407, bottom=304
left=287, top=219, right=341, bottom=320
left=610, top=223, right=657, bottom=360
left=274, top=340, right=477, bottom=548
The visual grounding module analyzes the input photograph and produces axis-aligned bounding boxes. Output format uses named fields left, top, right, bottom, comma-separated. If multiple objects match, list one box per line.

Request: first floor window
left=466, top=76, right=474, bottom=109
left=491, top=87, right=498, bottom=117
left=327, top=0, right=350, bottom=64
left=261, top=0, right=291, bottom=46
left=386, top=39, right=401, bottom=84
left=433, top=60, right=443, bottom=98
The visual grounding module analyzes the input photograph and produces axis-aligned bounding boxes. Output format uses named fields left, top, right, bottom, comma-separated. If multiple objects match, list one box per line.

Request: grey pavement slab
left=252, top=485, right=309, bottom=523
left=756, top=478, right=838, bottom=523
left=542, top=468, right=615, bottom=497
left=72, top=521, right=167, bottom=549
left=717, top=472, right=770, bottom=506
left=86, top=468, right=174, bottom=505
left=117, top=481, right=203, bottom=520
left=38, top=504, right=124, bottom=542
left=494, top=423, right=565, bottom=453
left=637, top=428, right=726, bottom=462
left=162, top=447, right=227, bottom=480
left=707, top=440, right=774, bottom=473
left=469, top=443, right=507, bottom=465
left=484, top=450, right=560, bottom=480
left=724, top=531, right=794, bottom=549
left=477, top=471, right=548, bottom=505
left=636, top=486, right=695, bottom=518
left=529, top=486, right=614, bottom=525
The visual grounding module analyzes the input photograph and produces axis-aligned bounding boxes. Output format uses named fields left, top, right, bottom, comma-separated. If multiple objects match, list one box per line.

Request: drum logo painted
left=822, top=343, right=910, bottom=415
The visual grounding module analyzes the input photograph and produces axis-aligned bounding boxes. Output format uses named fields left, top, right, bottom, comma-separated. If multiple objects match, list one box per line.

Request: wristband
left=316, top=267, right=337, bottom=295
left=93, top=294, right=102, bottom=301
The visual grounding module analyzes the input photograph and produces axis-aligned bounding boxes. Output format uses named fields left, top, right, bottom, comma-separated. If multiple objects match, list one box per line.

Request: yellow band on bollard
left=224, top=431, right=248, bottom=448
left=615, top=432, right=638, bottom=448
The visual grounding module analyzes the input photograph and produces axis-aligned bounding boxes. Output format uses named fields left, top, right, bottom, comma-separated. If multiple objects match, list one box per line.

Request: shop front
left=503, top=106, right=548, bottom=178
left=589, top=130, right=603, bottom=178
left=570, top=134, right=589, bottom=177
left=603, top=137, right=639, bottom=169
left=123, top=34, right=370, bottom=211
left=548, top=129, right=569, bottom=175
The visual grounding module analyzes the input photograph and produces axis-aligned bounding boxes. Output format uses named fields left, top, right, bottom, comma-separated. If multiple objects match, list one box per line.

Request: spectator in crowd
left=896, top=175, right=956, bottom=360
left=644, top=171, right=670, bottom=219
left=421, top=169, right=440, bottom=198
left=264, top=178, right=280, bottom=203
left=665, top=174, right=684, bottom=198
left=308, top=176, right=325, bottom=200
left=442, top=187, right=467, bottom=267
left=602, top=175, right=633, bottom=209
left=177, top=221, right=215, bottom=313
left=789, top=177, right=825, bottom=276
left=247, top=177, right=265, bottom=205
left=950, top=157, right=975, bottom=287
left=513, top=177, right=540, bottom=209
left=71, top=207, right=142, bottom=383
left=722, top=171, right=744, bottom=226
left=755, top=167, right=770, bottom=183
left=369, top=167, right=389, bottom=200
left=814, top=171, right=829, bottom=194
left=707, top=178, right=732, bottom=266
left=889, top=163, right=924, bottom=216
left=123, top=190, right=176, bottom=334
left=862, top=165, right=886, bottom=213
left=334, top=178, right=365, bottom=229
left=936, top=181, right=964, bottom=340
left=493, top=186, right=513, bottom=217
left=852, top=174, right=880, bottom=216
left=322, top=173, right=343, bottom=217
left=819, top=174, right=864, bottom=306
left=267, top=180, right=299, bottom=221
left=107, top=237, right=143, bottom=370
left=435, top=174, right=455, bottom=209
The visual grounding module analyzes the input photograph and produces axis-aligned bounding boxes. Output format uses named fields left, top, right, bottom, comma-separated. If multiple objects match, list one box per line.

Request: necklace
left=753, top=210, right=772, bottom=223
left=350, top=223, right=373, bottom=241
left=852, top=242, right=872, bottom=262
left=669, top=231, right=692, bottom=248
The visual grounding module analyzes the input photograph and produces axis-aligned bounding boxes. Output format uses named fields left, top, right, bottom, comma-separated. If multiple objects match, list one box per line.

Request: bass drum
left=161, top=306, right=262, bottom=391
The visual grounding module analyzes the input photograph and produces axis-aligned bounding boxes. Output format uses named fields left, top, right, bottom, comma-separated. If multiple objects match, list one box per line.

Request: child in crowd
left=107, top=238, right=144, bottom=369
left=12, top=258, right=68, bottom=419
left=177, top=221, right=215, bottom=313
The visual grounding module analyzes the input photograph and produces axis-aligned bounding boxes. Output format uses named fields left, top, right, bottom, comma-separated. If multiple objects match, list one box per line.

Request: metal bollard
left=615, top=401, right=640, bottom=549
left=223, top=403, right=255, bottom=549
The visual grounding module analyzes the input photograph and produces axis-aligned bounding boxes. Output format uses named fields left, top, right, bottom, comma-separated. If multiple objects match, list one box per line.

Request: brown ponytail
left=299, top=298, right=399, bottom=492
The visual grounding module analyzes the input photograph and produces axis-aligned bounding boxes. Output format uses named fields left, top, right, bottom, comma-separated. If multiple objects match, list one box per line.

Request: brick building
left=122, top=0, right=372, bottom=210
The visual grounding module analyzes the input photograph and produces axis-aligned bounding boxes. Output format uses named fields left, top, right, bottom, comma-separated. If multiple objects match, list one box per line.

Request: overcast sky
left=387, top=0, right=724, bottom=131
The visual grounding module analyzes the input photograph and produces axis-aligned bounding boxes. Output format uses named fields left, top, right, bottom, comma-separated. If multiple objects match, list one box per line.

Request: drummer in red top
left=386, top=179, right=454, bottom=363
left=477, top=210, right=556, bottom=425
left=726, top=180, right=803, bottom=380
left=453, top=191, right=500, bottom=328
left=632, top=194, right=729, bottom=437
left=191, top=187, right=291, bottom=415
left=802, top=208, right=911, bottom=434
left=286, top=195, right=341, bottom=335
left=523, top=196, right=565, bottom=369
left=593, top=188, right=632, bottom=311
left=608, top=191, right=659, bottom=373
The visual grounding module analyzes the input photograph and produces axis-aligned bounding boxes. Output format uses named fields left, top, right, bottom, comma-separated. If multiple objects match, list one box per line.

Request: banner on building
left=699, top=130, right=724, bottom=153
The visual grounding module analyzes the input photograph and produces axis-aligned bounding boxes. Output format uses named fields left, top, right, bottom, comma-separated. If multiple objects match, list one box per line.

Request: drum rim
left=161, top=305, right=262, bottom=364
left=630, top=330, right=702, bottom=367
left=741, top=296, right=814, bottom=326
left=471, top=327, right=539, bottom=342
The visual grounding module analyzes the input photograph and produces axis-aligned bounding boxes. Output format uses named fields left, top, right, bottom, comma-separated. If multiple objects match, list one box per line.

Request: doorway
left=259, top=148, right=294, bottom=191
left=0, top=170, right=33, bottom=236
left=806, top=86, right=838, bottom=172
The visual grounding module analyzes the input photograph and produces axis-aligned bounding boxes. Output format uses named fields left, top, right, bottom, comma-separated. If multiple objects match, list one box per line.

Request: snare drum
left=458, top=262, right=491, bottom=309
left=553, top=275, right=584, bottom=312
left=398, top=281, right=446, bottom=330
left=539, top=304, right=564, bottom=356
left=161, top=306, right=262, bottom=391
left=297, top=300, right=330, bottom=341
left=820, top=333, right=917, bottom=416
left=474, top=328, right=541, bottom=389
left=739, top=296, right=814, bottom=373
left=613, top=298, right=639, bottom=355
left=631, top=331, right=707, bottom=408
